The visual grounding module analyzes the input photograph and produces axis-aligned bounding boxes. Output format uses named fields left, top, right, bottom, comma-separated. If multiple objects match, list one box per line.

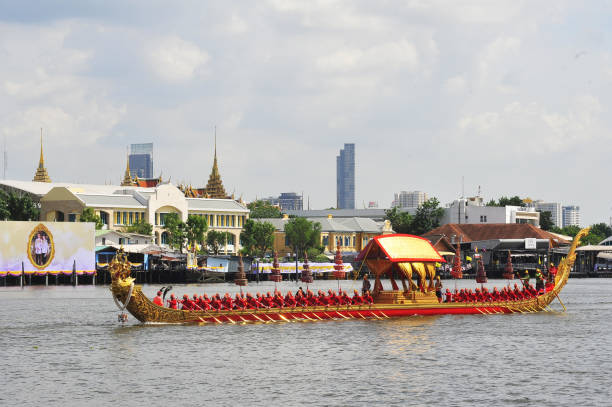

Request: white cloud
left=457, top=96, right=605, bottom=153
left=445, top=75, right=467, bottom=93
left=148, top=36, right=209, bottom=82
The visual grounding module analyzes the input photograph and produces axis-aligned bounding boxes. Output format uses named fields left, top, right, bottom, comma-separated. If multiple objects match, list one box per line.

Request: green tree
left=498, top=196, right=524, bottom=206
left=550, top=225, right=581, bottom=237
left=384, top=207, right=414, bottom=234
left=247, top=200, right=282, bottom=218
left=411, top=198, right=445, bottom=235
left=285, top=217, right=321, bottom=259
left=79, top=207, right=103, bottom=229
left=206, top=230, right=233, bottom=255
left=538, top=211, right=554, bottom=231
left=590, top=223, right=612, bottom=239
left=240, top=219, right=276, bottom=257
left=185, top=215, right=208, bottom=252
left=486, top=196, right=524, bottom=207
left=0, top=190, right=39, bottom=220
left=125, top=219, right=153, bottom=236
left=163, top=213, right=186, bottom=252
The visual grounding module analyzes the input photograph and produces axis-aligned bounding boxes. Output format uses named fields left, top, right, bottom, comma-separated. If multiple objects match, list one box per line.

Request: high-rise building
left=534, top=201, right=562, bottom=228
left=392, top=191, right=427, bottom=208
left=562, top=205, right=581, bottom=227
left=336, top=143, right=355, bottom=209
left=129, top=143, right=153, bottom=179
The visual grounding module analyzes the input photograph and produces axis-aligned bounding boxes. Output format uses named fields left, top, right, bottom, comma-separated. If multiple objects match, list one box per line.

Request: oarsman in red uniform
left=153, top=291, right=164, bottom=307
left=273, top=291, right=285, bottom=308
left=195, top=295, right=205, bottom=310
left=222, top=293, right=234, bottom=310
left=305, top=290, right=318, bottom=306
left=444, top=289, right=453, bottom=303
left=498, top=288, right=508, bottom=302
left=313, top=290, right=325, bottom=306
left=491, top=287, right=500, bottom=301
left=246, top=293, right=262, bottom=309
left=211, top=294, right=224, bottom=310
left=181, top=294, right=193, bottom=310
left=295, top=291, right=306, bottom=307
left=341, top=290, right=352, bottom=305
left=168, top=294, right=178, bottom=309
left=263, top=292, right=275, bottom=308
left=363, top=290, right=374, bottom=304
left=352, top=289, right=364, bottom=305
left=284, top=292, right=297, bottom=307
left=234, top=293, right=247, bottom=310
left=201, top=294, right=212, bottom=310
left=513, top=284, right=523, bottom=300
left=327, top=289, right=339, bottom=306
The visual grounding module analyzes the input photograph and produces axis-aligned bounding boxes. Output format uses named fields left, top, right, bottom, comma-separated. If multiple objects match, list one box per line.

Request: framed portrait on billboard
left=27, top=224, right=55, bottom=269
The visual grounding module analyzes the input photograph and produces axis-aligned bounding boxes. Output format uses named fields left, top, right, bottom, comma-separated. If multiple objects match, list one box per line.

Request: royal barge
left=110, top=228, right=588, bottom=324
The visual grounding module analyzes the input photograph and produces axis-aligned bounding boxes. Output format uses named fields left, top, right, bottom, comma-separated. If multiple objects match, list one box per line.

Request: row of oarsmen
left=154, top=288, right=375, bottom=311
left=444, top=284, right=543, bottom=303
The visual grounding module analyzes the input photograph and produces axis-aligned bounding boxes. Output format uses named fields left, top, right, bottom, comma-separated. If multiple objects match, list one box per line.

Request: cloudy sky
left=1, top=1, right=611, bottom=225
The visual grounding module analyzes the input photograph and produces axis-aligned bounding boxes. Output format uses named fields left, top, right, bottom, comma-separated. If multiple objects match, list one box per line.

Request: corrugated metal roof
left=0, top=179, right=155, bottom=196
left=76, top=193, right=145, bottom=208
left=186, top=198, right=249, bottom=212
left=256, top=217, right=383, bottom=233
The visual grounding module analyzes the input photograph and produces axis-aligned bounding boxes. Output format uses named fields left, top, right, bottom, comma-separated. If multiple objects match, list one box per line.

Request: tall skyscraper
left=336, top=143, right=355, bottom=209
left=129, top=143, right=153, bottom=179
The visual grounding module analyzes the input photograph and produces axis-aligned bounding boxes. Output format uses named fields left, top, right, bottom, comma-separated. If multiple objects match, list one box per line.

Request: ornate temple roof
left=120, top=154, right=137, bottom=186
left=202, top=136, right=229, bottom=199
left=32, top=132, right=51, bottom=183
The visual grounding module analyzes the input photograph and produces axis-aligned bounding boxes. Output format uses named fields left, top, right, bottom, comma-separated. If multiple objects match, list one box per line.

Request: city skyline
left=0, top=2, right=610, bottom=225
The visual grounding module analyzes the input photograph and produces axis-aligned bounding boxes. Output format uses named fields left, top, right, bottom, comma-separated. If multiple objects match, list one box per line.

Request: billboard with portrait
left=0, top=221, right=95, bottom=276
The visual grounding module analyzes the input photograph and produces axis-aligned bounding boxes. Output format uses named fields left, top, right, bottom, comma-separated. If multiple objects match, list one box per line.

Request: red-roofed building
left=423, top=223, right=570, bottom=277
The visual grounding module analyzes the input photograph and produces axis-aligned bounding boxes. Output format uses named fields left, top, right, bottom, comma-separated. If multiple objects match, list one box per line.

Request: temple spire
left=121, top=148, right=136, bottom=186
left=32, top=128, right=51, bottom=183
left=203, top=126, right=227, bottom=198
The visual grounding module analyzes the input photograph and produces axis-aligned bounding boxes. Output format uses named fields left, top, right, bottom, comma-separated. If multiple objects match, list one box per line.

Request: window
left=116, top=212, right=121, bottom=225
left=68, top=213, right=76, bottom=222
left=129, top=212, right=133, bottom=225
left=322, top=235, right=329, bottom=246
left=480, top=215, right=488, bottom=223
left=102, top=237, right=106, bottom=245
left=231, top=215, right=235, bottom=227
left=344, top=236, right=350, bottom=247
left=161, top=232, right=168, bottom=245
left=123, top=212, right=127, bottom=225
left=119, top=238, right=125, bottom=245
left=100, top=212, right=108, bottom=225
left=285, top=235, right=290, bottom=246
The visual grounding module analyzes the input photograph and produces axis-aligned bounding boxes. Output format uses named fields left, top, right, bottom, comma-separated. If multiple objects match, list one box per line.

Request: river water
left=1, top=278, right=610, bottom=406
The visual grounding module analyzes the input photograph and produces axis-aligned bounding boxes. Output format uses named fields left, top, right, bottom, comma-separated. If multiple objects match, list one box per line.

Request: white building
left=534, top=201, right=562, bottom=227
left=392, top=191, right=427, bottom=208
left=562, top=205, right=581, bottom=227
left=0, top=180, right=249, bottom=253
left=442, top=198, right=540, bottom=227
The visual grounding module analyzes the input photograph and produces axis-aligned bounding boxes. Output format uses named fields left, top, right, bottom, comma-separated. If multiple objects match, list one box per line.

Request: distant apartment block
left=262, top=192, right=303, bottom=211
left=562, top=205, right=581, bottom=227
left=534, top=201, right=562, bottom=228
left=392, top=191, right=427, bottom=208
left=129, top=143, right=153, bottom=179
left=336, top=143, right=355, bottom=209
